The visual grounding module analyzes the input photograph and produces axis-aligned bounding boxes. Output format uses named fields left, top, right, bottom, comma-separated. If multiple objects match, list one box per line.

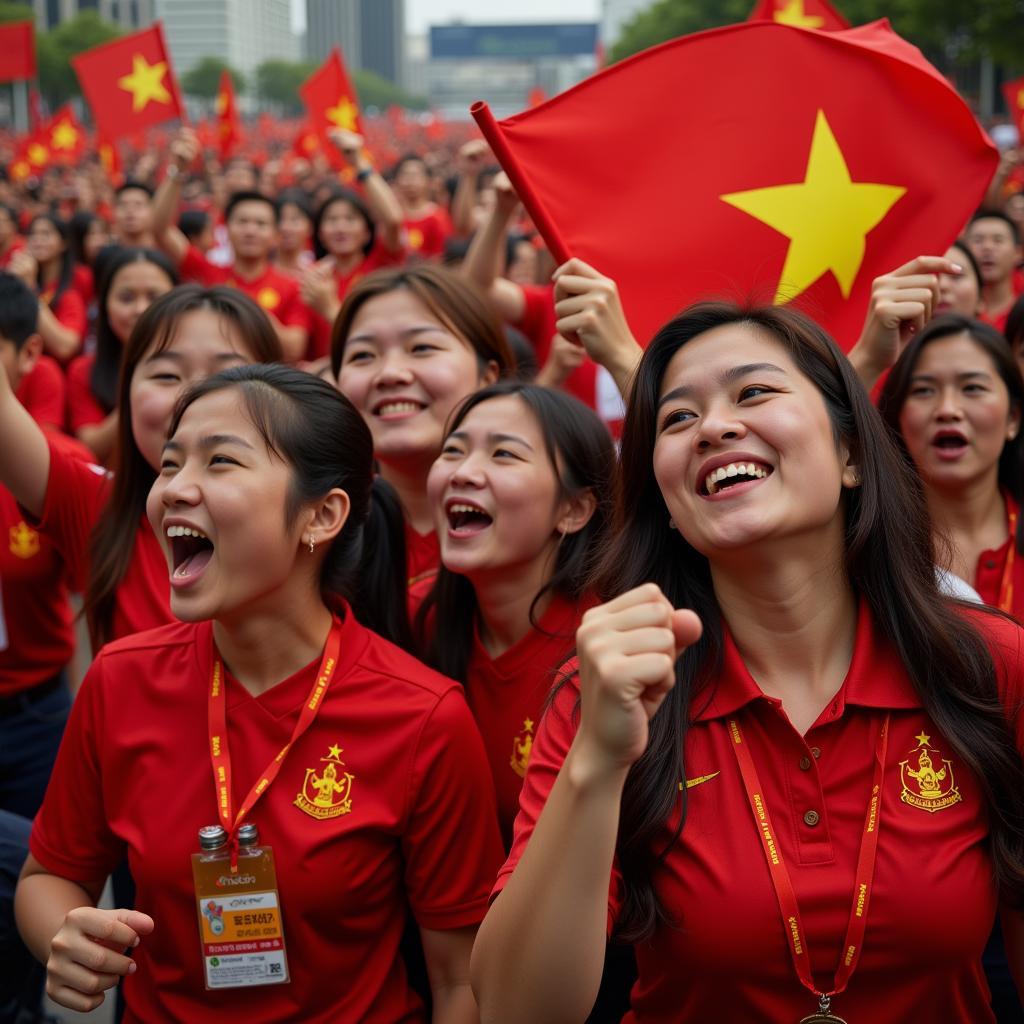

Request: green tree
left=352, top=69, right=428, bottom=112
left=0, top=2, right=33, bottom=24
left=36, top=11, right=122, bottom=107
left=181, top=57, right=244, bottom=101
left=255, top=59, right=317, bottom=114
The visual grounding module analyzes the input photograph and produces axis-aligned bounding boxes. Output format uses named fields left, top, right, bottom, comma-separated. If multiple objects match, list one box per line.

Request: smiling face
left=652, top=323, right=853, bottom=558
left=319, top=198, right=370, bottom=258
left=146, top=388, right=307, bottom=622
left=106, top=260, right=175, bottom=344
left=27, top=218, right=64, bottom=266
left=336, top=287, right=497, bottom=469
left=427, top=394, right=573, bottom=579
left=278, top=201, right=311, bottom=254
left=129, top=309, right=254, bottom=472
left=897, top=332, right=1019, bottom=494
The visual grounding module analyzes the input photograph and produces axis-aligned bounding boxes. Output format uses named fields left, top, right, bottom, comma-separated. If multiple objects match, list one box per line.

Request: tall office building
left=306, top=0, right=405, bottom=85
left=154, top=0, right=298, bottom=78
left=31, top=0, right=155, bottom=30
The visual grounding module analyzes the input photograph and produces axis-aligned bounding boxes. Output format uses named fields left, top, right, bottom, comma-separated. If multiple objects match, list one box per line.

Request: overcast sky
left=291, top=0, right=602, bottom=35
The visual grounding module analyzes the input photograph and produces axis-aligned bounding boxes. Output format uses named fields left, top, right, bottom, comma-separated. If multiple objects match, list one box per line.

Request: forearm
left=600, top=341, right=643, bottom=401
left=359, top=167, right=404, bottom=250
left=471, top=741, right=626, bottom=1024
left=462, top=204, right=512, bottom=293
left=77, top=410, right=119, bottom=463
left=451, top=172, right=481, bottom=238
left=0, top=360, right=51, bottom=516
left=16, top=870, right=97, bottom=965
left=845, top=343, right=885, bottom=393
left=151, top=172, right=183, bottom=238
left=37, top=304, right=81, bottom=361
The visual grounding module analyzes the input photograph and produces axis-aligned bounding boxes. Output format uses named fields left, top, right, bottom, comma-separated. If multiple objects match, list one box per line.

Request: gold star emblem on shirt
left=914, top=731, right=932, bottom=748
left=327, top=743, right=343, bottom=760
left=50, top=121, right=79, bottom=150
left=773, top=0, right=824, bottom=27
left=720, top=109, right=906, bottom=304
left=118, top=53, right=172, bottom=113
left=326, top=95, right=358, bottom=131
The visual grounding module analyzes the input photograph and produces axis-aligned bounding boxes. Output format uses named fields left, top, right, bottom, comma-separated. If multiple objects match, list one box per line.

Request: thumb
left=114, top=909, right=156, bottom=937
left=670, top=609, right=702, bottom=656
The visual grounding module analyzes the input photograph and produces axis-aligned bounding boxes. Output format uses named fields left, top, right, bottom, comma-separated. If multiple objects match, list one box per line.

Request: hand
left=536, top=333, right=587, bottom=388
left=848, top=255, right=960, bottom=381
left=327, top=129, right=364, bottom=165
left=8, top=249, right=37, bottom=287
left=575, top=584, right=702, bottom=774
left=170, top=128, right=200, bottom=173
left=457, top=139, right=490, bottom=176
left=46, top=907, right=154, bottom=1012
left=300, top=259, right=336, bottom=314
left=552, top=258, right=642, bottom=373
left=492, top=171, right=519, bottom=217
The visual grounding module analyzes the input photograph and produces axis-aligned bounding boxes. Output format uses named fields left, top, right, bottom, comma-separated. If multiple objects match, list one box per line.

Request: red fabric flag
left=293, top=123, right=322, bottom=159
left=72, top=23, right=185, bottom=142
left=9, top=129, right=50, bottom=183
left=528, top=87, right=548, bottom=108
left=216, top=68, right=242, bottom=159
left=0, top=20, right=35, bottom=83
left=748, top=0, right=850, bottom=31
left=1003, top=76, right=1024, bottom=142
left=45, top=104, right=87, bottom=165
left=300, top=47, right=362, bottom=168
left=97, top=134, right=124, bottom=186
left=472, top=20, right=997, bottom=350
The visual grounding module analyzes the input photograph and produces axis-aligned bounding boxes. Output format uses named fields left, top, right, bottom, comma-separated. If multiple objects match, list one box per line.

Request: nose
left=375, top=348, right=414, bottom=386
left=160, top=461, right=202, bottom=509
left=449, top=450, right=487, bottom=488
left=935, top=386, right=963, bottom=420
left=694, top=401, right=747, bottom=450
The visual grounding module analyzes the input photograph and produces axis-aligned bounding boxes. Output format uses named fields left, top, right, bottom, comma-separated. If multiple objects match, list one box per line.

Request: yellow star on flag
left=720, top=110, right=906, bottom=304
left=773, top=0, right=824, bottom=28
left=327, top=744, right=343, bottom=760
left=216, top=90, right=228, bottom=116
left=118, top=53, right=172, bottom=113
left=27, top=142, right=49, bottom=165
left=914, top=731, right=931, bottom=748
left=51, top=120, right=79, bottom=151
left=12, top=160, right=30, bottom=181
left=326, top=95, right=358, bottom=131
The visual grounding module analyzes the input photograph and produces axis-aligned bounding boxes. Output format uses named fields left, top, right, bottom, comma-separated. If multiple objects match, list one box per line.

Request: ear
left=555, top=488, right=598, bottom=537
left=17, top=334, right=42, bottom=378
left=1008, top=403, right=1021, bottom=443
left=840, top=443, right=861, bottom=490
left=302, top=488, right=351, bottom=551
left=480, top=359, right=500, bottom=387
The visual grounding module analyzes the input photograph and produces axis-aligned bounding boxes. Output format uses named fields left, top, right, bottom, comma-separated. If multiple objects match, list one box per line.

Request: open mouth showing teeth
left=701, top=462, right=772, bottom=496
left=933, top=434, right=967, bottom=449
left=375, top=401, right=424, bottom=417
left=167, top=524, right=214, bottom=579
left=447, top=503, right=493, bottom=535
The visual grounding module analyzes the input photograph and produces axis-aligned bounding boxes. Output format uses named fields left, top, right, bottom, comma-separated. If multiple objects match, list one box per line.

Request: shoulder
left=352, top=621, right=460, bottom=703
left=96, top=619, right=203, bottom=665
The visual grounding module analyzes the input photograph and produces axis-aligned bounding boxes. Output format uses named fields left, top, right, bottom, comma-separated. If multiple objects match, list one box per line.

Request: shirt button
left=803, top=809, right=821, bottom=827
left=811, top=746, right=821, bottom=759
left=799, top=756, right=812, bottom=771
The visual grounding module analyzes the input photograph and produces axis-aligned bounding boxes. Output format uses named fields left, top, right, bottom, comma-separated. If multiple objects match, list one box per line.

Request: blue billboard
left=430, top=23, right=599, bottom=60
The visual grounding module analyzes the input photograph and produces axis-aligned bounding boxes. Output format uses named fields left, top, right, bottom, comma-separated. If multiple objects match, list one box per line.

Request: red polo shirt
left=405, top=521, right=439, bottom=589
left=973, top=491, right=1024, bottom=620
left=495, top=602, right=1024, bottom=1022
left=65, top=353, right=108, bottom=432
left=36, top=434, right=170, bottom=641
left=403, top=207, right=452, bottom=259
left=31, top=609, right=504, bottom=1023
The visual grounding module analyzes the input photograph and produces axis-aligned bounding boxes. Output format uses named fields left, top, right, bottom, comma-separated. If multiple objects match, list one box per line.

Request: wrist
left=355, top=165, right=373, bottom=183
left=564, top=736, right=631, bottom=798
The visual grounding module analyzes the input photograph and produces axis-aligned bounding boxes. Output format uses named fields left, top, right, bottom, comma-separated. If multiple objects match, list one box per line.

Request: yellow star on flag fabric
left=326, top=96, right=359, bottom=131
left=118, top=53, right=172, bottom=113
left=215, top=91, right=228, bottom=115
left=51, top=121, right=79, bottom=150
left=27, top=142, right=49, bottom=165
left=773, top=0, right=824, bottom=28
left=720, top=110, right=906, bottom=304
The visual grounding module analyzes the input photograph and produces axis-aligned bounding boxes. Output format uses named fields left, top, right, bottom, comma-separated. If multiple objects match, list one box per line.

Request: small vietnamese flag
left=45, top=104, right=87, bottom=165
left=748, top=0, right=850, bottom=30
left=472, top=20, right=996, bottom=350
left=9, top=128, right=51, bottom=183
left=300, top=47, right=362, bottom=167
left=293, top=123, right=322, bottom=159
left=72, top=23, right=185, bottom=142
left=1003, top=76, right=1024, bottom=142
left=97, top=134, right=124, bottom=185
left=0, top=20, right=35, bottom=83
left=216, top=68, right=242, bottom=159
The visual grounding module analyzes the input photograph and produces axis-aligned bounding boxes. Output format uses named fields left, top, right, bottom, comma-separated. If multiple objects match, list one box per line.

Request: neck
left=983, top=278, right=1015, bottom=316
left=233, top=254, right=268, bottom=278
left=378, top=458, right=434, bottom=534
left=712, top=530, right=857, bottom=731
left=212, top=587, right=333, bottom=696
left=925, top=472, right=1006, bottom=554
left=403, top=198, right=431, bottom=217
left=120, top=229, right=154, bottom=248
left=472, top=550, right=557, bottom=659
left=39, top=260, right=59, bottom=285
left=332, top=251, right=363, bottom=275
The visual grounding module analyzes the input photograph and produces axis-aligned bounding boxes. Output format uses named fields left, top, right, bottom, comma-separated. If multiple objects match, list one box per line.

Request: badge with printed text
left=899, top=731, right=962, bottom=812
left=294, top=744, right=355, bottom=820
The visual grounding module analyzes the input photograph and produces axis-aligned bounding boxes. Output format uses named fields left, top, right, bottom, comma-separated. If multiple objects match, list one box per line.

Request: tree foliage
left=255, top=59, right=318, bottom=114
left=181, top=57, right=244, bottom=100
left=36, top=12, right=123, bottom=107
left=352, top=69, right=428, bottom=113
left=0, top=2, right=32, bottom=24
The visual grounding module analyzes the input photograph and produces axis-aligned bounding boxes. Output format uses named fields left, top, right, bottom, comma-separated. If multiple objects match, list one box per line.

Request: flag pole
left=471, top=100, right=571, bottom=265
left=13, top=79, right=28, bottom=134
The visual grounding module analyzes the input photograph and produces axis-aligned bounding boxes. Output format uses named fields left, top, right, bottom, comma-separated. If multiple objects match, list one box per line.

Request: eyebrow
left=910, top=371, right=994, bottom=383
left=163, top=434, right=256, bottom=453
left=448, top=429, right=535, bottom=451
left=658, top=362, right=787, bottom=408
left=145, top=349, right=245, bottom=363
left=347, top=325, right=447, bottom=345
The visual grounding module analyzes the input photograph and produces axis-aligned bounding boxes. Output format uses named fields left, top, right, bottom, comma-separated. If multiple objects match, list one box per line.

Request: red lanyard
left=728, top=712, right=890, bottom=1009
left=208, top=621, right=342, bottom=869
left=999, top=510, right=1018, bottom=614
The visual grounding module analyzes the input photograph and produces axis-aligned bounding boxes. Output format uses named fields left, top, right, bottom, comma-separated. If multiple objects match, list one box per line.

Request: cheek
left=898, top=404, right=930, bottom=456
left=421, top=358, right=481, bottom=415
left=336, top=365, right=371, bottom=408
left=426, top=460, right=450, bottom=506
left=130, top=382, right=179, bottom=469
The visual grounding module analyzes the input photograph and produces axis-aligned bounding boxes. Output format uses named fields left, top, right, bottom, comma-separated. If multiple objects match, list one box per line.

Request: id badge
left=190, top=844, right=289, bottom=989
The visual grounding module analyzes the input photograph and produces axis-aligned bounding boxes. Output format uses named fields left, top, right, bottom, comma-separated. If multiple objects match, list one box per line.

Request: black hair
left=275, top=188, right=313, bottom=223
left=178, top=209, right=210, bottom=243
left=225, top=190, right=278, bottom=224
left=313, top=188, right=375, bottom=259
left=27, top=213, right=74, bottom=310
left=168, top=364, right=413, bottom=649
left=391, top=153, right=429, bottom=178
left=69, top=210, right=105, bottom=268
left=416, top=381, right=614, bottom=682
left=970, top=209, right=1021, bottom=245
left=0, top=271, right=40, bottom=349
left=0, top=202, right=17, bottom=227
left=946, top=238, right=983, bottom=293
left=504, top=326, right=538, bottom=380
left=115, top=180, right=154, bottom=200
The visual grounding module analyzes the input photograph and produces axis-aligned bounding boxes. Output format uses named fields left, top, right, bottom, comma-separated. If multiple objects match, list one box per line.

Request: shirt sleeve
left=66, top=356, right=107, bottom=432
left=490, top=660, right=625, bottom=931
left=402, top=688, right=505, bottom=930
left=516, top=285, right=557, bottom=366
left=30, top=651, right=127, bottom=882
left=276, top=280, right=314, bottom=334
left=179, top=244, right=218, bottom=286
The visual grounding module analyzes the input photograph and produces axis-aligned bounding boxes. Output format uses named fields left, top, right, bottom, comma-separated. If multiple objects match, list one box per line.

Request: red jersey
left=495, top=603, right=1024, bottom=1023
left=972, top=491, right=1024, bottom=619
left=405, top=520, right=439, bottom=589
left=31, top=609, right=504, bottom=1023
left=65, top=353, right=108, bottom=432
left=403, top=206, right=452, bottom=259
left=0, top=236, right=25, bottom=269
left=41, top=282, right=87, bottom=356
left=0, top=485, right=73, bottom=696
left=15, top=354, right=66, bottom=432
left=71, top=263, right=95, bottom=307
left=518, top=284, right=625, bottom=438
left=307, top=238, right=406, bottom=361
left=37, top=434, right=170, bottom=641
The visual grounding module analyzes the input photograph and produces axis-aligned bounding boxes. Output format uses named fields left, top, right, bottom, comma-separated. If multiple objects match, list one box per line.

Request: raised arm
left=451, top=140, right=489, bottom=239
left=7, top=252, right=82, bottom=362
left=0, top=353, right=52, bottom=517
left=150, top=128, right=200, bottom=267
left=461, top=172, right=524, bottom=324
left=328, top=129, right=404, bottom=253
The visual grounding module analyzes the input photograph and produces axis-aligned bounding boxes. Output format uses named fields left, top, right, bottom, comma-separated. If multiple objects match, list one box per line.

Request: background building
left=306, top=0, right=405, bottom=85
left=31, top=0, right=155, bottom=30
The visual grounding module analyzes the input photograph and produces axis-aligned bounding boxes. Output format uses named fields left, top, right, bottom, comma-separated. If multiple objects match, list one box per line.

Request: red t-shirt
left=308, top=238, right=406, bottom=361
left=403, top=207, right=452, bottom=260
left=972, top=491, right=1024, bottom=619
left=31, top=609, right=504, bottom=1023
left=72, top=263, right=95, bottom=307
left=65, top=353, right=109, bottom=432
left=405, top=521, right=439, bottom=589
left=15, top=354, right=66, bottom=432
left=494, top=603, right=1024, bottom=1022
left=37, top=434, right=170, bottom=641
left=518, top=284, right=625, bottom=438
left=41, top=283, right=87, bottom=357
left=0, top=485, right=73, bottom=695
left=0, top=236, right=25, bottom=268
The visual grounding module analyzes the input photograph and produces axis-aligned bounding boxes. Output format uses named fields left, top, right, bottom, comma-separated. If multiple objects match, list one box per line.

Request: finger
left=880, top=301, right=928, bottom=327
left=553, top=274, right=608, bottom=300
left=554, top=312, right=595, bottom=340
left=52, top=958, right=124, bottom=994
left=877, top=286, right=937, bottom=305
left=552, top=257, right=597, bottom=281
left=670, top=609, right=703, bottom=653
left=46, top=982, right=106, bottom=1013
left=612, top=626, right=678, bottom=656
left=891, top=255, right=961, bottom=278
left=619, top=652, right=678, bottom=688
left=584, top=599, right=673, bottom=636
left=584, top=583, right=667, bottom=616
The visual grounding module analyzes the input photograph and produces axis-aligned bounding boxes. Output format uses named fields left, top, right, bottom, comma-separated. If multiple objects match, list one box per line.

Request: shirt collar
left=690, top=596, right=922, bottom=723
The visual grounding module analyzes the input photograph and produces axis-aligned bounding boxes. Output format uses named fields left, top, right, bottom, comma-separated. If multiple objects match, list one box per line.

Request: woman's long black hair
left=168, top=364, right=412, bottom=650
left=595, top=301, right=1024, bottom=942
left=28, top=212, right=74, bottom=309
left=415, top=381, right=615, bottom=682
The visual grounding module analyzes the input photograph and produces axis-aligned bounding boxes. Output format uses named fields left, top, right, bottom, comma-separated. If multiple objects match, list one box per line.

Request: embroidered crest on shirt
left=510, top=718, right=534, bottom=778
left=294, top=744, right=354, bottom=820
left=9, top=521, right=39, bottom=559
left=899, top=731, right=962, bottom=813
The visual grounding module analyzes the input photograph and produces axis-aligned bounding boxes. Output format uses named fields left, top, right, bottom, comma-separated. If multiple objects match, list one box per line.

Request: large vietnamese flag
left=300, top=47, right=362, bottom=169
left=472, top=20, right=997, bottom=350
left=215, top=68, right=242, bottom=159
left=748, top=0, right=849, bottom=31
left=72, top=23, right=185, bottom=141
left=0, top=20, right=35, bottom=83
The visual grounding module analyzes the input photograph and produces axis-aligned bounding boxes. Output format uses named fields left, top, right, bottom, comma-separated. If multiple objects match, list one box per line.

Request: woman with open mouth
left=332, top=265, right=513, bottom=590
left=879, top=314, right=1024, bottom=618
left=470, top=302, right=1024, bottom=1023
left=16, top=364, right=503, bottom=1022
